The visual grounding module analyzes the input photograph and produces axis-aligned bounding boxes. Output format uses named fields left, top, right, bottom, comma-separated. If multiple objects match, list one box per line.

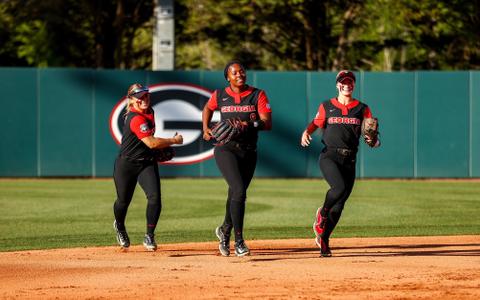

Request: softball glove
left=210, top=118, right=245, bottom=146
left=361, top=117, right=379, bottom=147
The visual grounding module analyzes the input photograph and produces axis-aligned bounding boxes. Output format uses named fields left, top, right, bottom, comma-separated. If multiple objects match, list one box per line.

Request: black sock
left=222, top=199, right=233, bottom=235
left=230, top=200, right=245, bottom=242
left=146, top=202, right=161, bottom=235
left=113, top=202, right=128, bottom=231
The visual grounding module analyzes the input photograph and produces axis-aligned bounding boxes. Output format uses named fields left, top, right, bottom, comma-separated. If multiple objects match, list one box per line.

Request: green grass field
left=0, top=178, right=479, bottom=252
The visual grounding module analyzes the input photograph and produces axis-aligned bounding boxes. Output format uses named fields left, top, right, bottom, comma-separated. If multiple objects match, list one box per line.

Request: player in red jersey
left=202, top=61, right=272, bottom=257
left=113, top=83, right=183, bottom=251
left=301, top=70, right=380, bottom=257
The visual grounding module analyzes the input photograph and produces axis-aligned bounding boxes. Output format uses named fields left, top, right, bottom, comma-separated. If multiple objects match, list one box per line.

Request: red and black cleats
left=313, top=207, right=326, bottom=237
left=313, top=207, right=332, bottom=257
left=315, top=236, right=332, bottom=257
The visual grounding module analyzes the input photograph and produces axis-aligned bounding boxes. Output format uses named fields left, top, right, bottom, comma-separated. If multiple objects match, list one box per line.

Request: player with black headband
left=202, top=61, right=272, bottom=257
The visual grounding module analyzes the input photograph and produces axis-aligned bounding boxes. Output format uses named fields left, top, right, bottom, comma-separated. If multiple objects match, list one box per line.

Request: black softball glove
left=210, top=118, right=246, bottom=146
left=152, top=146, right=175, bottom=162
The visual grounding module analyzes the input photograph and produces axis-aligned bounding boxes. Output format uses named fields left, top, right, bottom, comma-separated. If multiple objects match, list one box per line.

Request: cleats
left=143, top=233, right=157, bottom=251
left=215, top=226, right=230, bottom=256
left=234, top=240, right=250, bottom=257
left=313, top=207, right=325, bottom=237
left=114, top=220, right=157, bottom=251
left=313, top=208, right=332, bottom=257
left=315, top=236, right=332, bottom=257
left=113, top=220, right=130, bottom=248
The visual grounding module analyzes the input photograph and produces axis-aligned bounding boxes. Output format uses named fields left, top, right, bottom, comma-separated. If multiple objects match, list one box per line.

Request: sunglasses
left=129, top=87, right=150, bottom=99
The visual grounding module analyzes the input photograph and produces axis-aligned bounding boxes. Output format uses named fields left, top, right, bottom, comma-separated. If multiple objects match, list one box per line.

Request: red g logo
left=109, top=83, right=220, bottom=165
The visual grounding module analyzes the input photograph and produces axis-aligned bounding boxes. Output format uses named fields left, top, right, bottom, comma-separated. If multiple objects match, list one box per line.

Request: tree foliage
left=175, top=0, right=480, bottom=71
left=0, top=0, right=153, bottom=68
left=0, top=0, right=478, bottom=70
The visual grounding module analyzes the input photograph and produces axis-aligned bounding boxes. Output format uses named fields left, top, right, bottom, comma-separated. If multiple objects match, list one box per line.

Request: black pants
left=113, top=156, right=161, bottom=235
left=214, top=143, right=257, bottom=242
left=319, top=148, right=356, bottom=240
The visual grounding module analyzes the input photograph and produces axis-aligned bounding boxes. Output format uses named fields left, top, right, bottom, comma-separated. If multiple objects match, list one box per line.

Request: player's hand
left=203, top=128, right=212, bottom=141
left=173, top=132, right=183, bottom=144
left=301, top=130, right=312, bottom=147
left=364, top=135, right=373, bottom=145
left=364, top=135, right=381, bottom=148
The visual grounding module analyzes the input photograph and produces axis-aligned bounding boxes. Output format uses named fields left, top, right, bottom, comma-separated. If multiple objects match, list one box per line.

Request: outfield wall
left=1, top=68, right=479, bottom=178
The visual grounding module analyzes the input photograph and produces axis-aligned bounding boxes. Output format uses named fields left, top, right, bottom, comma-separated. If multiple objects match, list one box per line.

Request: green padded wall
left=37, top=69, right=94, bottom=176
left=361, top=72, right=415, bottom=177
left=471, top=72, right=480, bottom=177
left=0, top=68, right=478, bottom=178
left=253, top=71, right=307, bottom=177
left=416, top=72, right=469, bottom=177
left=0, top=68, right=38, bottom=176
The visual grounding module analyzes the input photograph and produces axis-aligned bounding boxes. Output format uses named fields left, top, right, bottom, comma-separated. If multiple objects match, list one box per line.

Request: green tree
left=175, top=0, right=480, bottom=71
left=175, top=0, right=392, bottom=71
left=352, top=0, right=480, bottom=70
left=0, top=0, right=153, bottom=69
left=0, top=0, right=478, bottom=70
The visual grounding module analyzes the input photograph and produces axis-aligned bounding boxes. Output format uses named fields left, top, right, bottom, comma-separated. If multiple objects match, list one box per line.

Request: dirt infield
left=1, top=235, right=479, bottom=299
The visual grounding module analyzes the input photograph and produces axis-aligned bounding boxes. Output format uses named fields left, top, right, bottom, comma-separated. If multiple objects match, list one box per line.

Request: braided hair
left=223, top=60, right=245, bottom=81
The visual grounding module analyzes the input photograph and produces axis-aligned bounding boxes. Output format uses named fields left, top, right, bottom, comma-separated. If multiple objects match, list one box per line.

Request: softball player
left=301, top=70, right=380, bottom=257
left=202, top=61, right=272, bottom=257
left=113, top=83, right=183, bottom=251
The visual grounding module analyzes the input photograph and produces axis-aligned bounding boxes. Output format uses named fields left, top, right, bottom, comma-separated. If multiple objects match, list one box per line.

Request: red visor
left=336, top=70, right=356, bottom=83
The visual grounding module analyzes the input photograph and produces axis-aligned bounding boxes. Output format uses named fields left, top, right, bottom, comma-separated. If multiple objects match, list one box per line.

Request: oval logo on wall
left=109, top=83, right=220, bottom=165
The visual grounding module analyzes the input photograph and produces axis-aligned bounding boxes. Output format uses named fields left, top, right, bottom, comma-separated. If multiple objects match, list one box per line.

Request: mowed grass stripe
left=0, top=178, right=478, bottom=251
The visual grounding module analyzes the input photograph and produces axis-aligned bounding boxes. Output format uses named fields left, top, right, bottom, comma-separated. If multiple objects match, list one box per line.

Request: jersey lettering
left=327, top=117, right=361, bottom=125
left=213, top=87, right=266, bottom=146
left=220, top=105, right=257, bottom=113
left=312, top=98, right=371, bottom=151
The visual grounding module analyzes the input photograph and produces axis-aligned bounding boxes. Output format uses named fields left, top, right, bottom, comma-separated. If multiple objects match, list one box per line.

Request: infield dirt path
left=1, top=235, right=479, bottom=299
